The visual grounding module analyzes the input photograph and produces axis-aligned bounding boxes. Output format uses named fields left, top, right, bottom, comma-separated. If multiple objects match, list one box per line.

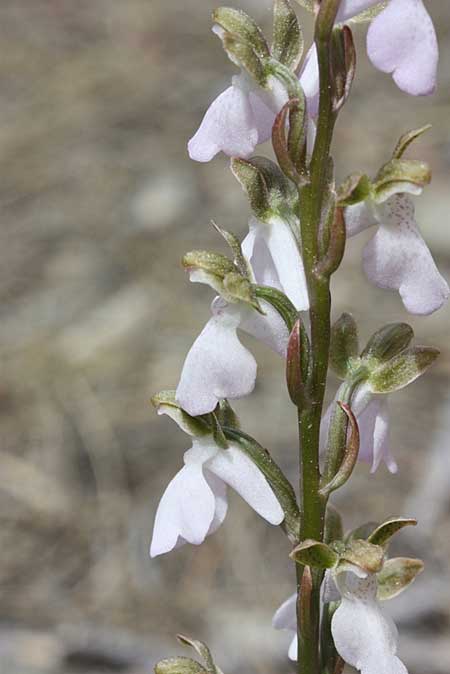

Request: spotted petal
left=176, top=301, right=257, bottom=416
left=363, top=195, right=449, bottom=315
left=367, top=0, right=438, bottom=96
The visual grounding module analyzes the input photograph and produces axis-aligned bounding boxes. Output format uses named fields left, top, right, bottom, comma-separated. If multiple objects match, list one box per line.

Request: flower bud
left=331, top=25, right=356, bottom=113
left=286, top=318, right=310, bottom=407
left=272, top=98, right=307, bottom=183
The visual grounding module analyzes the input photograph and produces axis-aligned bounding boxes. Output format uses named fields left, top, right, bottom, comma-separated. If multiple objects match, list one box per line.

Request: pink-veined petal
left=176, top=301, right=257, bottom=416
left=363, top=195, right=449, bottom=315
left=332, top=572, right=408, bottom=674
left=207, top=444, right=284, bottom=525
left=150, top=461, right=216, bottom=557
left=188, top=84, right=258, bottom=162
left=367, top=0, right=438, bottom=96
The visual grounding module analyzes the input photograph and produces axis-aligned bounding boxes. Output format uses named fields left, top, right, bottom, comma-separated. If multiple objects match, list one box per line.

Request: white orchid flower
left=345, top=193, right=449, bottom=315
left=331, top=566, right=408, bottom=674
left=274, top=565, right=409, bottom=674
left=176, top=218, right=308, bottom=416
left=320, top=382, right=397, bottom=474
left=313, top=0, right=438, bottom=97
left=188, top=41, right=319, bottom=163
left=150, top=434, right=284, bottom=558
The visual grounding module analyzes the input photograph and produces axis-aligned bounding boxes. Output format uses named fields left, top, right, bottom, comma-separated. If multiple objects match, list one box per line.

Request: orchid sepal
left=272, top=0, right=304, bottom=71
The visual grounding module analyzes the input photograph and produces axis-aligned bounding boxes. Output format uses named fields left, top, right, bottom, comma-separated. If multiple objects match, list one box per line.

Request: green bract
left=329, top=313, right=359, bottom=379
left=272, top=0, right=304, bottom=70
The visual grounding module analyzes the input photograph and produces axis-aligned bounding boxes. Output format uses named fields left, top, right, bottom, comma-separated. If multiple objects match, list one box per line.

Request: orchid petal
left=362, top=195, right=449, bottom=315
left=188, top=84, right=258, bottom=162
left=176, top=301, right=257, bottom=416
left=322, top=569, right=341, bottom=603
left=207, top=444, right=284, bottom=524
left=332, top=572, right=408, bottom=674
left=336, top=0, right=380, bottom=23
left=288, top=635, right=298, bottom=661
left=240, top=299, right=290, bottom=356
left=345, top=202, right=377, bottom=237
left=299, top=46, right=319, bottom=118
left=150, top=460, right=216, bottom=557
left=242, top=225, right=284, bottom=290
left=204, top=470, right=229, bottom=535
left=250, top=216, right=309, bottom=311
left=248, top=91, right=276, bottom=145
left=367, top=0, right=438, bottom=96
left=357, top=397, right=397, bottom=474
left=273, top=593, right=297, bottom=631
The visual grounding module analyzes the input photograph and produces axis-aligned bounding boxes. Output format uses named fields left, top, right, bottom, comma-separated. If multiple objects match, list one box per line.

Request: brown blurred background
left=0, top=1, right=449, bottom=673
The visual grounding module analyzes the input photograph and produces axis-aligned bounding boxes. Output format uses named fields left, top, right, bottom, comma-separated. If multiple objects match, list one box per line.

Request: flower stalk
left=296, top=2, right=342, bottom=672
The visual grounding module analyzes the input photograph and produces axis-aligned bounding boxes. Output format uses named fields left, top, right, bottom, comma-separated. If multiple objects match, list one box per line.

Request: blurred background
left=0, top=1, right=449, bottom=673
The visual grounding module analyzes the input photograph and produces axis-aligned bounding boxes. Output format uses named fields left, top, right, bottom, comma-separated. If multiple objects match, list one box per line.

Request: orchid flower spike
left=345, top=193, right=449, bottom=315
left=336, top=0, right=438, bottom=96
left=150, top=399, right=284, bottom=557
left=331, top=566, right=408, bottom=674
left=188, top=37, right=318, bottom=162
left=176, top=220, right=308, bottom=417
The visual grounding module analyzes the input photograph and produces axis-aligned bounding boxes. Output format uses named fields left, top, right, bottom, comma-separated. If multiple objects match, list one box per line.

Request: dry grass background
left=0, top=1, right=449, bottom=673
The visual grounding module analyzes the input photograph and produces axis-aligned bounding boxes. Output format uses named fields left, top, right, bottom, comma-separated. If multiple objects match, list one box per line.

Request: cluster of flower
left=150, top=3, right=448, bottom=674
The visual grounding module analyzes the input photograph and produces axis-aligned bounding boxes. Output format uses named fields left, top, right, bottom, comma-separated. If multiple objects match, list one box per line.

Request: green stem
left=296, top=2, right=342, bottom=674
